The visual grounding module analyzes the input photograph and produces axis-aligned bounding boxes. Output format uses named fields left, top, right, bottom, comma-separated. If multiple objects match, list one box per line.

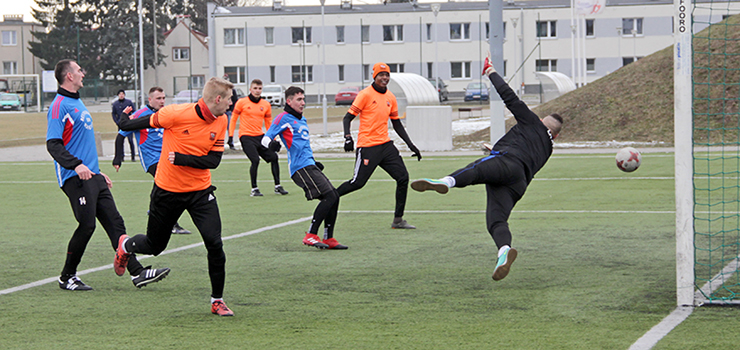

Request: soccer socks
left=441, top=176, right=456, bottom=188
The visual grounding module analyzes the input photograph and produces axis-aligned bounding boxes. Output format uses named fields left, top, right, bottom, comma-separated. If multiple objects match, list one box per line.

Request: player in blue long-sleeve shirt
left=262, top=86, right=347, bottom=250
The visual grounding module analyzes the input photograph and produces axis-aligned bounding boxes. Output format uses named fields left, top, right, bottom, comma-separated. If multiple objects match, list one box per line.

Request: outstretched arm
left=171, top=151, right=223, bottom=169
left=487, top=71, right=540, bottom=125
left=118, top=107, right=152, bottom=131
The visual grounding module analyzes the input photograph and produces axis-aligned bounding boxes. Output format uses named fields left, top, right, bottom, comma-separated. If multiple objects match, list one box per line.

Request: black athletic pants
left=449, top=154, right=528, bottom=249
left=292, top=165, right=339, bottom=239
left=125, top=184, right=226, bottom=298
left=240, top=135, right=280, bottom=189
left=337, top=141, right=409, bottom=218
left=60, top=174, right=144, bottom=278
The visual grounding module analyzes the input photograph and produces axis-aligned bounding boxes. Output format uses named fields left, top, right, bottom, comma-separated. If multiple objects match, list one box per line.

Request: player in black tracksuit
left=411, top=55, right=563, bottom=282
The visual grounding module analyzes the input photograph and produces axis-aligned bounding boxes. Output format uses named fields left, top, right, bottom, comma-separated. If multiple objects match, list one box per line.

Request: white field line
left=0, top=216, right=311, bottom=296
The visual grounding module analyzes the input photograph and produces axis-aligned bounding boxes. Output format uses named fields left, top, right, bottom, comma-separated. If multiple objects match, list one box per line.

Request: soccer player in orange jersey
left=339, top=62, right=422, bottom=229
left=114, top=77, right=235, bottom=316
left=228, top=79, right=287, bottom=197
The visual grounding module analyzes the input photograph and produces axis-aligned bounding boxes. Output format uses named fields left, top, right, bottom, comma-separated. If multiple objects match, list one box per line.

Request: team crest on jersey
left=210, top=132, right=216, bottom=140
left=260, top=107, right=264, bottom=111
left=386, top=101, right=391, bottom=107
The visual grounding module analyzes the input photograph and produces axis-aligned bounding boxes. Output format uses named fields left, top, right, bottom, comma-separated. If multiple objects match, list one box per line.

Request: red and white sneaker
left=114, top=234, right=131, bottom=276
left=322, top=237, right=348, bottom=250
left=211, top=300, right=234, bottom=316
left=303, top=233, right=329, bottom=249
left=482, top=52, right=496, bottom=76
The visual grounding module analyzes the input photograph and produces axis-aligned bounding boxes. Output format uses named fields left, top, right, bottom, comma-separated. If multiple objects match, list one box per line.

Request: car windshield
left=263, top=86, right=282, bottom=93
left=467, top=83, right=486, bottom=89
left=1, top=94, right=18, bottom=101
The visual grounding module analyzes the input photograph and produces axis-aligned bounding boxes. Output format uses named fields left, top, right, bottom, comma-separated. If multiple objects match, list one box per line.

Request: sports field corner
left=2, top=144, right=739, bottom=349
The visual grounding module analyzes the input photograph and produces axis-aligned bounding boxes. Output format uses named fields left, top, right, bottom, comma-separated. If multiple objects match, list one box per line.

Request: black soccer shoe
left=58, top=276, right=93, bottom=291
left=274, top=185, right=289, bottom=195
left=132, top=266, right=171, bottom=288
left=171, top=223, right=191, bottom=234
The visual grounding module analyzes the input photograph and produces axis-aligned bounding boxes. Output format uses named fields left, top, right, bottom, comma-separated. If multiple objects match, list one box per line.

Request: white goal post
left=0, top=74, right=42, bottom=113
left=673, top=0, right=694, bottom=307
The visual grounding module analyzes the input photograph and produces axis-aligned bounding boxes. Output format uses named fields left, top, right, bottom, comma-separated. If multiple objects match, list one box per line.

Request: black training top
left=489, top=72, right=554, bottom=184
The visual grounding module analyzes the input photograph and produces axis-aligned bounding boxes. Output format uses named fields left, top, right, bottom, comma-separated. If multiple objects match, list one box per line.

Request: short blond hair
left=202, top=77, right=234, bottom=102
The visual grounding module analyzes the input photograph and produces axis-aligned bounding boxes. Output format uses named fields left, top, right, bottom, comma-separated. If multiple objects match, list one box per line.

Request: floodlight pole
left=321, top=0, right=328, bottom=136
left=488, top=0, right=506, bottom=143
left=139, top=0, right=146, bottom=107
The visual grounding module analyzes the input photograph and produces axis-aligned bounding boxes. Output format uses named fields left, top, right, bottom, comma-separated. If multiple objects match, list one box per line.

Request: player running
left=228, top=79, right=288, bottom=197
left=114, top=77, right=235, bottom=316
left=262, top=86, right=347, bottom=250
left=46, top=59, right=169, bottom=291
left=113, top=86, right=191, bottom=235
left=339, top=62, right=421, bottom=229
left=410, top=53, right=563, bottom=281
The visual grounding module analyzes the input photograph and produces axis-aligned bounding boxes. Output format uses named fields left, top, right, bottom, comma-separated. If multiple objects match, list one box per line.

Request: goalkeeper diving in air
left=410, top=52, right=563, bottom=282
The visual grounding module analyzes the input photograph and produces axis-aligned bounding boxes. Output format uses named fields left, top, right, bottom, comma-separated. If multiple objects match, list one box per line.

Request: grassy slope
left=466, top=14, right=740, bottom=144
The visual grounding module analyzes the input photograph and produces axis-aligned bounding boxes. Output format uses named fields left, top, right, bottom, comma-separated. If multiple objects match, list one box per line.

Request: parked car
left=172, top=90, right=202, bottom=104
left=464, top=82, right=490, bottom=102
left=334, top=86, right=361, bottom=105
left=427, top=78, right=449, bottom=102
left=261, top=85, right=285, bottom=107
left=0, top=93, right=22, bottom=111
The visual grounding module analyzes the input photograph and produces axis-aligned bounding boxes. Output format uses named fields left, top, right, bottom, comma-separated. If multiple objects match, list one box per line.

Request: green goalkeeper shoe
left=410, top=178, right=449, bottom=194
left=492, top=247, right=517, bottom=281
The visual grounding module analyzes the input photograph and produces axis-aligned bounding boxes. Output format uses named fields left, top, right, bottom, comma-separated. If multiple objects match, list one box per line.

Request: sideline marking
left=0, top=216, right=311, bottom=296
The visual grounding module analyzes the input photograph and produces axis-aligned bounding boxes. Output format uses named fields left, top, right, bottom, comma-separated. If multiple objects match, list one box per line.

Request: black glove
left=227, top=136, right=234, bottom=150
left=315, top=161, right=324, bottom=171
left=269, top=140, right=281, bottom=152
left=409, top=144, right=422, bottom=161
left=344, top=135, right=354, bottom=152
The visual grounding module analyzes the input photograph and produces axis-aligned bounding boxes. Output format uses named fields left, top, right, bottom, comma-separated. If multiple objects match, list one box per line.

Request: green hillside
left=466, top=14, right=740, bottom=145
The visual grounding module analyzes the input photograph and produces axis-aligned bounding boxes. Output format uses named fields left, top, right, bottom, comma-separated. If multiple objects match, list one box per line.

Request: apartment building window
left=535, top=59, right=557, bottom=72
left=2, top=31, right=17, bottom=46
left=486, top=22, right=489, bottom=39
left=622, top=57, right=642, bottom=66
left=338, top=65, right=345, bottom=82
left=426, top=23, right=432, bottom=41
left=224, top=66, right=246, bottom=84
left=336, top=26, right=345, bottom=43
left=292, top=27, right=312, bottom=44
left=622, top=18, right=643, bottom=35
left=387, top=63, right=404, bottom=73
left=265, top=27, right=274, bottom=45
left=172, top=47, right=189, bottom=61
left=451, top=61, right=471, bottom=79
left=292, top=65, right=313, bottom=83
left=270, top=66, right=276, bottom=83
left=224, top=28, right=245, bottom=46
left=363, top=64, right=370, bottom=81
left=587, top=58, right=595, bottom=72
left=427, top=62, right=433, bottom=79
left=450, top=23, right=471, bottom=40
left=361, top=25, right=370, bottom=43
left=383, top=25, right=403, bottom=42
left=503, top=22, right=506, bottom=39
left=191, top=75, right=205, bottom=89
left=3, top=61, right=18, bottom=75
left=536, top=20, right=557, bottom=38
left=586, top=19, right=595, bottom=37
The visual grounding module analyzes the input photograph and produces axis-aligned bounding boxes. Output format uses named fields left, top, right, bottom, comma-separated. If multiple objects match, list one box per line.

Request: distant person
left=112, top=89, right=136, bottom=162
left=113, top=86, right=191, bottom=235
left=262, top=86, right=347, bottom=250
left=114, top=77, right=235, bottom=316
left=228, top=79, right=288, bottom=197
left=410, top=53, right=563, bottom=281
left=47, top=59, right=169, bottom=291
left=338, top=62, right=421, bottom=229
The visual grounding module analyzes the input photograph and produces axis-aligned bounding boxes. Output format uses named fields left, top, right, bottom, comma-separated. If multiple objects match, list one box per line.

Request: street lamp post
left=431, top=4, right=440, bottom=84
left=321, top=0, right=328, bottom=136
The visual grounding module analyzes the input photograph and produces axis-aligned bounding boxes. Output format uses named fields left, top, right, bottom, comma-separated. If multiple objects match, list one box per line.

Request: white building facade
left=205, top=0, right=738, bottom=101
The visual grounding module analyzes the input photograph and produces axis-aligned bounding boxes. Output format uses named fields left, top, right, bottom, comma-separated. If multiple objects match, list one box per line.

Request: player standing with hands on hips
left=114, top=77, right=235, bottom=316
left=411, top=53, right=563, bottom=281
left=339, top=62, right=421, bottom=229
left=47, top=59, right=169, bottom=291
